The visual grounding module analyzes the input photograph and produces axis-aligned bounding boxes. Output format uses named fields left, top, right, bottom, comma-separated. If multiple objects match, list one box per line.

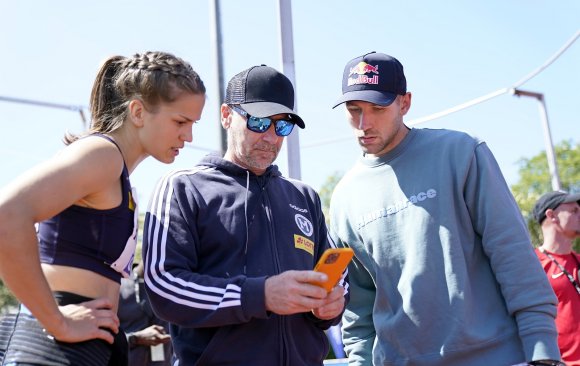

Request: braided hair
left=65, top=51, right=205, bottom=144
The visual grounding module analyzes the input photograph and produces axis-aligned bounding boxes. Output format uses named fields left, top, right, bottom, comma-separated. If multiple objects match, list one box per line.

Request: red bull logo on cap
left=348, top=61, right=379, bottom=86
left=349, top=62, right=379, bottom=76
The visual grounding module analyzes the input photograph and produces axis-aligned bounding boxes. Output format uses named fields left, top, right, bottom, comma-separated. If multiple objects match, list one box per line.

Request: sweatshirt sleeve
left=464, top=142, right=560, bottom=362
left=142, top=172, right=268, bottom=328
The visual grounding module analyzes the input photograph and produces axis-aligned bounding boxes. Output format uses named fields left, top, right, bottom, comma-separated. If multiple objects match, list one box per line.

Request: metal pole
left=0, top=95, right=86, bottom=127
left=512, top=89, right=561, bottom=190
left=277, top=0, right=301, bottom=180
left=209, top=0, right=227, bottom=154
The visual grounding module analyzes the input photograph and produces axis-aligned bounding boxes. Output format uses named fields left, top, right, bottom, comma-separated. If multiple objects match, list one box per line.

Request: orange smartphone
left=312, top=248, right=354, bottom=292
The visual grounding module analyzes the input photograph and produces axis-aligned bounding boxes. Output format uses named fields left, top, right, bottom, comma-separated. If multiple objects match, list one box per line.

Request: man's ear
left=400, top=92, right=412, bottom=115
left=221, top=104, right=232, bottom=129
left=545, top=208, right=557, bottom=222
left=128, top=99, right=145, bottom=127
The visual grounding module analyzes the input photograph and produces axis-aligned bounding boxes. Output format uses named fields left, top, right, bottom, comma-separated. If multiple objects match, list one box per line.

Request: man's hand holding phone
left=263, top=248, right=352, bottom=319
left=311, top=286, right=345, bottom=320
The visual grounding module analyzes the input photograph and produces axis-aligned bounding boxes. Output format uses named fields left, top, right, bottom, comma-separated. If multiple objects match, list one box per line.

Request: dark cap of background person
left=224, top=65, right=305, bottom=128
left=333, top=51, right=407, bottom=108
left=532, top=190, right=580, bottom=224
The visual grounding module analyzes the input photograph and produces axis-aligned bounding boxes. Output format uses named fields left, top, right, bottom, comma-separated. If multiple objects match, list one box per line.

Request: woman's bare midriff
left=41, top=264, right=120, bottom=312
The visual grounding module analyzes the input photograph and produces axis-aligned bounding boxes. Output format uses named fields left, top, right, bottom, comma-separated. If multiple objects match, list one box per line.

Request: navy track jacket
left=143, top=154, right=348, bottom=365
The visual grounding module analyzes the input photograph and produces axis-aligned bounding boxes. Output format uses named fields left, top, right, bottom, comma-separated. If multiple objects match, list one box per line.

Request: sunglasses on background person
left=230, top=105, right=295, bottom=137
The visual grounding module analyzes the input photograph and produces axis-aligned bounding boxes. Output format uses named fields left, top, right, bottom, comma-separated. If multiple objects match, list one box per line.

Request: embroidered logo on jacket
left=295, top=234, right=314, bottom=255
left=289, top=204, right=308, bottom=213
left=295, top=214, right=313, bottom=236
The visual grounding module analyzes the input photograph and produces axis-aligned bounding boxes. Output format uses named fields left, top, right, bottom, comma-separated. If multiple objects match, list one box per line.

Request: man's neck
left=542, top=228, right=574, bottom=255
left=541, top=236, right=573, bottom=255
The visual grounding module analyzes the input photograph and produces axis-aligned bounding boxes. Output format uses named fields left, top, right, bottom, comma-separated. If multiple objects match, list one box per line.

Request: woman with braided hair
left=0, top=51, right=206, bottom=365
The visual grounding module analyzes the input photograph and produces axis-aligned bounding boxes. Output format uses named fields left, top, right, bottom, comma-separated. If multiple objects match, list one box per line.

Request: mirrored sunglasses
left=230, top=105, right=295, bottom=137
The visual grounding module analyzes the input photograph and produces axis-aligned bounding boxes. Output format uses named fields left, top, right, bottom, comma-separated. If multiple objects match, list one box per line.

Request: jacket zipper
left=262, top=188, right=290, bottom=365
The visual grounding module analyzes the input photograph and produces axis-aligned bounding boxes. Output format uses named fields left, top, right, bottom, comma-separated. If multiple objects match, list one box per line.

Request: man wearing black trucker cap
left=533, top=190, right=580, bottom=366
left=143, top=65, right=348, bottom=365
left=329, top=51, right=562, bottom=366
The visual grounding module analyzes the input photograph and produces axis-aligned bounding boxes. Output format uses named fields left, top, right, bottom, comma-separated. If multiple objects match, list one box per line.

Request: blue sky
left=1, top=1, right=578, bottom=205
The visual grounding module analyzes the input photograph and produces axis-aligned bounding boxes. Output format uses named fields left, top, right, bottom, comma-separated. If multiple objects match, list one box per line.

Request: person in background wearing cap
left=533, top=191, right=580, bottom=366
left=329, top=51, right=563, bottom=366
left=142, top=65, right=348, bottom=365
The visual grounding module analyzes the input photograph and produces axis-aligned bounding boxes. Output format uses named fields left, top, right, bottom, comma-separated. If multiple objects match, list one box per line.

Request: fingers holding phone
left=264, top=270, right=330, bottom=315
left=312, top=286, right=345, bottom=320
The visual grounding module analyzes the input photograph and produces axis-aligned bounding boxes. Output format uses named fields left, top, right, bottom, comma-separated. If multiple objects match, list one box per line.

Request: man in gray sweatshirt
left=329, top=51, right=562, bottom=366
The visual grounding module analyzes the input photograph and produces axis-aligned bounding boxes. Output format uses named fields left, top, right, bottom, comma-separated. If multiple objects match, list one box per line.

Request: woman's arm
left=0, top=137, right=124, bottom=343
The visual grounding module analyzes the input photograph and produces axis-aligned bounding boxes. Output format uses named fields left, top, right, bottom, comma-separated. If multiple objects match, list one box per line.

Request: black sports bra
left=38, top=134, right=138, bottom=283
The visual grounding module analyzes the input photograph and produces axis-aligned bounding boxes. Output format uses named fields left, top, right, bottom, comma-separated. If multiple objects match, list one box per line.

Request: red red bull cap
left=333, top=51, right=407, bottom=108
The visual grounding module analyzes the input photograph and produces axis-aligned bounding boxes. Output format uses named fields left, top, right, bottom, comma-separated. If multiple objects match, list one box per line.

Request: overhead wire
left=0, top=96, right=213, bottom=153
left=1, top=31, right=578, bottom=152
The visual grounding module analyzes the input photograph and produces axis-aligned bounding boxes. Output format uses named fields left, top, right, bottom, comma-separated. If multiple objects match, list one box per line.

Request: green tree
left=318, top=171, right=344, bottom=226
left=0, top=279, right=18, bottom=314
left=511, top=139, right=579, bottom=250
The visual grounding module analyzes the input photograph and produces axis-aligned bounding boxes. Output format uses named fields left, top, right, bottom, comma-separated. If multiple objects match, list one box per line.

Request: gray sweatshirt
left=330, top=127, right=559, bottom=366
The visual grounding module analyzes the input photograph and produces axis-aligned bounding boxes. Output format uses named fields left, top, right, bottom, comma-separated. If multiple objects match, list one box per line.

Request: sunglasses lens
left=238, top=105, right=295, bottom=137
left=275, top=120, right=294, bottom=136
left=247, top=116, right=272, bottom=133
